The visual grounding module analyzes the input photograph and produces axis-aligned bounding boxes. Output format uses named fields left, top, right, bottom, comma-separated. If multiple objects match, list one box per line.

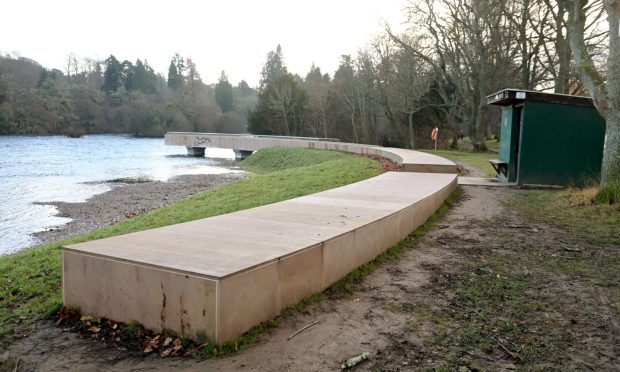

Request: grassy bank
left=0, top=148, right=380, bottom=347
left=423, top=149, right=496, bottom=177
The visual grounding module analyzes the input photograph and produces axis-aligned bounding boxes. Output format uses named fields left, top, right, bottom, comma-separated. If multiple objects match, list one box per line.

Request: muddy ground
left=3, top=167, right=619, bottom=371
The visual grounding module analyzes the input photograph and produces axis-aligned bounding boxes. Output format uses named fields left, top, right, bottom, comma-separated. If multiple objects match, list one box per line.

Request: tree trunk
left=322, top=111, right=328, bottom=138
left=469, top=98, right=488, bottom=152
left=567, top=0, right=620, bottom=200
left=555, top=3, right=571, bottom=94
left=350, top=103, right=358, bottom=143
left=408, top=111, right=414, bottom=149
left=281, top=110, right=290, bottom=136
left=600, top=1, right=620, bottom=188
left=569, top=0, right=620, bottom=189
left=598, top=1, right=620, bottom=189
left=601, top=111, right=620, bottom=185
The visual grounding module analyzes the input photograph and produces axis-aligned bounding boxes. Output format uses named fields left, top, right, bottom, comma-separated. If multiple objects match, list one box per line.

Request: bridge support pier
left=234, top=149, right=253, bottom=160
left=186, top=147, right=205, bottom=157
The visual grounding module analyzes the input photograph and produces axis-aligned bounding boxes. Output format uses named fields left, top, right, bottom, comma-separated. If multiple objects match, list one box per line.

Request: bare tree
left=355, top=50, right=380, bottom=144
left=391, top=0, right=514, bottom=150
left=391, top=43, right=434, bottom=149
left=266, top=73, right=307, bottom=136
left=332, top=55, right=360, bottom=143
left=64, top=53, right=77, bottom=83
left=304, top=65, right=331, bottom=137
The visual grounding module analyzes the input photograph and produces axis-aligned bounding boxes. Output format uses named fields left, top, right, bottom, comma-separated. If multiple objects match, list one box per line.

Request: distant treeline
left=0, top=53, right=256, bottom=137
left=247, top=0, right=606, bottom=151
left=0, top=0, right=607, bottom=150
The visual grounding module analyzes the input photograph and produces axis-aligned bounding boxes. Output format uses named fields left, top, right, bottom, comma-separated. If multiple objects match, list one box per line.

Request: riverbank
left=33, top=173, right=246, bottom=246
left=0, top=134, right=238, bottom=253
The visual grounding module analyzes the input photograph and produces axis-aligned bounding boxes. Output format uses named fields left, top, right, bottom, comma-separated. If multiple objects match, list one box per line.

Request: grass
left=596, top=180, right=620, bottom=204
left=241, top=147, right=346, bottom=174
left=418, top=250, right=573, bottom=369
left=413, top=186, right=619, bottom=369
left=510, top=186, right=620, bottom=247
left=508, top=187, right=620, bottom=286
left=0, top=148, right=381, bottom=347
left=485, top=138, right=500, bottom=152
left=422, top=149, right=497, bottom=177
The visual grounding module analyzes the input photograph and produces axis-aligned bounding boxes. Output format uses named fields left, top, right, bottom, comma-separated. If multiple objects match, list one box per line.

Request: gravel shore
left=33, top=172, right=247, bottom=246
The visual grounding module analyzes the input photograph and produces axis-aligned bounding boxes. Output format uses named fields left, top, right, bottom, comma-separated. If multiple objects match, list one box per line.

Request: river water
left=0, top=134, right=237, bottom=255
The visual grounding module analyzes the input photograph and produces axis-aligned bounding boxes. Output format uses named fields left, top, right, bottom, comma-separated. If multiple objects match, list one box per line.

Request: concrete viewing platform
left=62, top=135, right=458, bottom=344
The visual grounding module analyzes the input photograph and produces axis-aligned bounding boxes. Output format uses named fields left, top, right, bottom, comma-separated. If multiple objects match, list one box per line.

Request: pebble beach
left=32, top=172, right=246, bottom=246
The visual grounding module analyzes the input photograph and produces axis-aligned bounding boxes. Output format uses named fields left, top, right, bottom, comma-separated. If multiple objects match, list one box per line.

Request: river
left=0, top=134, right=237, bottom=255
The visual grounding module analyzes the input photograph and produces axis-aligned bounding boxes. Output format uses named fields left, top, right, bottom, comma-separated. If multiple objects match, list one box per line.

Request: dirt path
left=3, top=184, right=495, bottom=371
left=5, top=181, right=618, bottom=371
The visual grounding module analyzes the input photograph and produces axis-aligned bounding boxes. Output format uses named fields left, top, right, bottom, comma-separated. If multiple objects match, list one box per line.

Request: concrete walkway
left=458, top=177, right=516, bottom=187
left=62, top=136, right=458, bottom=344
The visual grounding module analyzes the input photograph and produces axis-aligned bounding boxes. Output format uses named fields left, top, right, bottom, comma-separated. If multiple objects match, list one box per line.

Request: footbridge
left=62, top=134, right=457, bottom=344
left=165, top=132, right=456, bottom=173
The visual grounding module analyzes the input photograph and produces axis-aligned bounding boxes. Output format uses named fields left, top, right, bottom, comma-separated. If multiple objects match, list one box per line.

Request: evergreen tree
left=167, top=53, right=185, bottom=90
left=237, top=80, right=253, bottom=96
left=130, top=59, right=156, bottom=94
left=0, top=71, right=7, bottom=105
left=185, top=57, right=202, bottom=96
left=250, top=46, right=307, bottom=136
left=215, top=71, right=234, bottom=112
left=258, top=45, right=286, bottom=92
left=101, top=55, right=122, bottom=93
left=121, top=60, right=134, bottom=91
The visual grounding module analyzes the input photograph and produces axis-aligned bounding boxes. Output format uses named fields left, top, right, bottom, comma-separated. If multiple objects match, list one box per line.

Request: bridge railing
left=167, top=132, right=340, bottom=142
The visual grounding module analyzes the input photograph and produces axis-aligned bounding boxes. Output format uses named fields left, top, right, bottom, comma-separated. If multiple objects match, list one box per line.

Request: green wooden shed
left=486, top=89, right=606, bottom=186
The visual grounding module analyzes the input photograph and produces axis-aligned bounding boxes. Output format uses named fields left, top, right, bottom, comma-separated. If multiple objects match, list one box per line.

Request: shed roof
left=486, top=89, right=594, bottom=107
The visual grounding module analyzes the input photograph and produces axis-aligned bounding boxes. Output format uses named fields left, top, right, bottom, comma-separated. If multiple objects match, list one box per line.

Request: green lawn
left=0, top=148, right=381, bottom=346
left=485, top=138, right=500, bottom=152
left=422, top=149, right=497, bottom=177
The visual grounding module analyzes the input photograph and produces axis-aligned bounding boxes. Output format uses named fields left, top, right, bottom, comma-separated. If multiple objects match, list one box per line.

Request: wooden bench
left=489, top=159, right=508, bottom=177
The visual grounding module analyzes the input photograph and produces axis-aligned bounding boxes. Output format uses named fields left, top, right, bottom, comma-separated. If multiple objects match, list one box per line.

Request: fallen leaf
left=80, top=315, right=93, bottom=322
left=160, top=348, right=172, bottom=357
left=144, top=345, right=154, bottom=353
left=173, top=338, right=183, bottom=351
left=87, top=326, right=101, bottom=333
left=171, top=349, right=183, bottom=357
left=163, top=337, right=173, bottom=347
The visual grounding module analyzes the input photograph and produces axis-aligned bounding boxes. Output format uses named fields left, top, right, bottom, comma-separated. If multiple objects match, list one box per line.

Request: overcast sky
left=2, top=0, right=408, bottom=87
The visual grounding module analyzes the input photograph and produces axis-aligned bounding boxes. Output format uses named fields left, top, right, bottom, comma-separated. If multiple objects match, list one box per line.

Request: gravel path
left=32, top=172, right=247, bottom=246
